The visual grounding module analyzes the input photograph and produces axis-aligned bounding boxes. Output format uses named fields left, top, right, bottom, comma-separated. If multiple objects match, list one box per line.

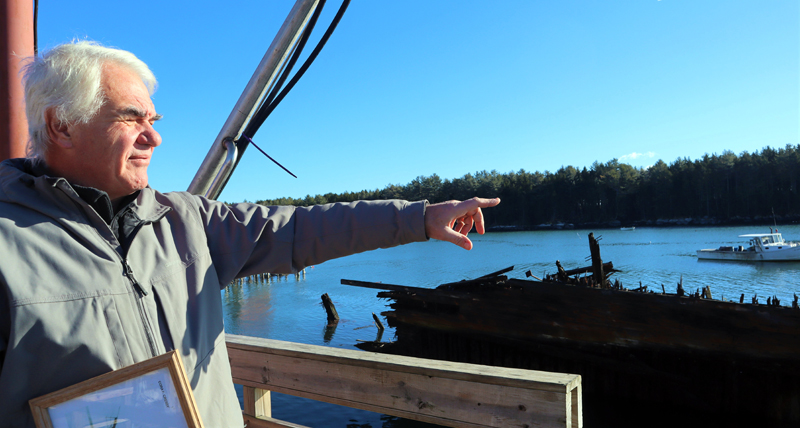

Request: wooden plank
left=227, top=335, right=581, bottom=428
left=473, top=266, right=515, bottom=279
left=551, top=261, right=615, bottom=279
left=228, top=334, right=579, bottom=392
left=341, top=279, right=431, bottom=293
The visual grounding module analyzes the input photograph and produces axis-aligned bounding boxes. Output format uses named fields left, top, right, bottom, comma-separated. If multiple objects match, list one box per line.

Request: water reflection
left=323, top=321, right=338, bottom=344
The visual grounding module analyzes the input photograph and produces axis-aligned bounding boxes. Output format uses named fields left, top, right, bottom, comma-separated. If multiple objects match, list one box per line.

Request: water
left=222, top=225, right=800, bottom=427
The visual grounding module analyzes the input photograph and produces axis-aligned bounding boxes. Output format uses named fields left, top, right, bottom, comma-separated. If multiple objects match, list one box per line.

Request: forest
left=253, top=145, right=800, bottom=229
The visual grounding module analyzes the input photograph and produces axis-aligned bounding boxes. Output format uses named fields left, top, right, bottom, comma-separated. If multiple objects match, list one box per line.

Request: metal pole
left=187, top=0, right=320, bottom=199
left=1, top=0, right=34, bottom=161
left=204, top=139, right=238, bottom=201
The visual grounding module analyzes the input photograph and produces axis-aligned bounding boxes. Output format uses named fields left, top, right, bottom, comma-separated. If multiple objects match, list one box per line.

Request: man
left=0, top=41, right=500, bottom=427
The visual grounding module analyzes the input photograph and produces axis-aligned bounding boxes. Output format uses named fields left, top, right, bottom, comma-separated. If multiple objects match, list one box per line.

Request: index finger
left=458, top=197, right=501, bottom=212
left=458, top=197, right=499, bottom=235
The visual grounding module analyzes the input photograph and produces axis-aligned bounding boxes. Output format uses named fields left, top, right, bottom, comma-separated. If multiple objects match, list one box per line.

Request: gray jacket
left=0, top=158, right=427, bottom=427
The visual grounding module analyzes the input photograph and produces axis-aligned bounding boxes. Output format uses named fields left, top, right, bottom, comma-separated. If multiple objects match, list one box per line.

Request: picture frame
left=29, top=350, right=204, bottom=428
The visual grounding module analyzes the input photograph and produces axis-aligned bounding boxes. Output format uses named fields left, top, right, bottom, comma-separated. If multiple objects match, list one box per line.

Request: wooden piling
left=321, top=293, right=339, bottom=323
left=588, top=233, right=604, bottom=287
left=556, top=260, right=568, bottom=282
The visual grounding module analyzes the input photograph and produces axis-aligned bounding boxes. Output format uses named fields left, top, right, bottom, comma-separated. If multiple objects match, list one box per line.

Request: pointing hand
left=424, top=197, right=501, bottom=250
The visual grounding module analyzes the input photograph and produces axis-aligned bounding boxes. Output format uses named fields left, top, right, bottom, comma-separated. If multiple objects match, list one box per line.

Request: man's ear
left=45, top=108, right=73, bottom=149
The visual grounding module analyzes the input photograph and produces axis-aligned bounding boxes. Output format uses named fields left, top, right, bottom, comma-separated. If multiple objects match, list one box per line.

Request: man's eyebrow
left=122, top=106, right=162, bottom=121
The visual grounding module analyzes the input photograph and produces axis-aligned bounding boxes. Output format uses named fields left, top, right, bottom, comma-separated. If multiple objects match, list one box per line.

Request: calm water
left=222, top=225, right=800, bottom=427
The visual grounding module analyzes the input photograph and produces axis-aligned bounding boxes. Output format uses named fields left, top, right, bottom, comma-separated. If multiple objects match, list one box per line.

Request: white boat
left=620, top=227, right=635, bottom=231
left=696, top=232, right=800, bottom=261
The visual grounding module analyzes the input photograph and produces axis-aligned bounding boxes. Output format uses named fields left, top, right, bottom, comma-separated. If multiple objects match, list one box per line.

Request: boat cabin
left=739, top=233, right=786, bottom=250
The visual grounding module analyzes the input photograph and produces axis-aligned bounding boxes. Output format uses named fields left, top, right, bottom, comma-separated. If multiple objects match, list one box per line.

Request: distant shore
left=487, top=215, right=800, bottom=232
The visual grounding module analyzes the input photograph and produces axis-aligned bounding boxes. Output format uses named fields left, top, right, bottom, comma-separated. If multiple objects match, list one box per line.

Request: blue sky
left=36, top=1, right=798, bottom=203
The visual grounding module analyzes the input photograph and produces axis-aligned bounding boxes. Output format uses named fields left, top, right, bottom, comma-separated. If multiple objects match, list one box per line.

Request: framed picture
left=29, top=350, right=203, bottom=428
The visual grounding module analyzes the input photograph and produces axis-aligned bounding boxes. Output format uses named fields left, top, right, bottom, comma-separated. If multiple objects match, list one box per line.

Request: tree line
left=252, top=145, right=800, bottom=228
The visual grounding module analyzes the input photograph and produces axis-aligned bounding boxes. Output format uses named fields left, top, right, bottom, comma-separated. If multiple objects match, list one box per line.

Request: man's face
left=65, top=63, right=162, bottom=201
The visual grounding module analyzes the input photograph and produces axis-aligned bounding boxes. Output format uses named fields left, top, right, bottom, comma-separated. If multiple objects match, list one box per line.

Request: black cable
left=227, top=0, right=351, bottom=183
left=241, top=1, right=327, bottom=142
left=243, top=0, right=351, bottom=140
left=258, top=0, right=326, bottom=118
left=220, top=0, right=328, bottom=184
left=240, top=134, right=297, bottom=178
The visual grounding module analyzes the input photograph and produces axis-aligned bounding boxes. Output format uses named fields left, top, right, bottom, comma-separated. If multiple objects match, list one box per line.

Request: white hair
left=22, top=41, right=158, bottom=158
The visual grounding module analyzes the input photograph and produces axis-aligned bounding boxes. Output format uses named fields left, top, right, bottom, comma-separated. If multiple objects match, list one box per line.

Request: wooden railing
left=227, top=335, right=582, bottom=428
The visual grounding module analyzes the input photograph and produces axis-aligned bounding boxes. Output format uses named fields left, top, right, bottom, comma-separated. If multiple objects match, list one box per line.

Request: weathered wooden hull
left=352, top=277, right=800, bottom=424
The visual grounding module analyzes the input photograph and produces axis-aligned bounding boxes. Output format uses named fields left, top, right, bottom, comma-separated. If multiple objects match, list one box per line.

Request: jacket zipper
left=122, top=259, right=147, bottom=296
left=122, top=258, right=158, bottom=357
left=121, top=218, right=159, bottom=358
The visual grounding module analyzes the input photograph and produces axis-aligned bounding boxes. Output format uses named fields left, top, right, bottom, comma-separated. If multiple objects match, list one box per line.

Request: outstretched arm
left=424, top=197, right=501, bottom=250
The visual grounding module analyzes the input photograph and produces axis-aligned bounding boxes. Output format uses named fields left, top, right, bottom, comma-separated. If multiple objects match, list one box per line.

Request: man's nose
left=138, top=124, right=162, bottom=147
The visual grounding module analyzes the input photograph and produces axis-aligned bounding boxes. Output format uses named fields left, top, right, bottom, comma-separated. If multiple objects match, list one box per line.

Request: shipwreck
left=344, top=233, right=800, bottom=426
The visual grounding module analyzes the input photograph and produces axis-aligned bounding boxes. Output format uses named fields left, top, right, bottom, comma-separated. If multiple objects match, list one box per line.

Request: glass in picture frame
left=29, top=350, right=203, bottom=428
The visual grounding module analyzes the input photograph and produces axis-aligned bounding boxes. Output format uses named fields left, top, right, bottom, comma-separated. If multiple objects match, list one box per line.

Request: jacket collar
left=0, top=158, right=171, bottom=223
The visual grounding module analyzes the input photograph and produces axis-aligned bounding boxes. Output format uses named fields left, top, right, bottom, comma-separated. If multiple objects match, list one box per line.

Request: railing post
left=243, top=386, right=272, bottom=419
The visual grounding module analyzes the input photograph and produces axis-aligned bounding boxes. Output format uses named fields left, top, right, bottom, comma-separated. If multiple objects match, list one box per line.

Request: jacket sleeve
left=193, top=198, right=428, bottom=285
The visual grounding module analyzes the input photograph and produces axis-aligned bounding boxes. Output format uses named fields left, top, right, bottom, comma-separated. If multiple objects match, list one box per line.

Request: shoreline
left=487, top=215, right=800, bottom=232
